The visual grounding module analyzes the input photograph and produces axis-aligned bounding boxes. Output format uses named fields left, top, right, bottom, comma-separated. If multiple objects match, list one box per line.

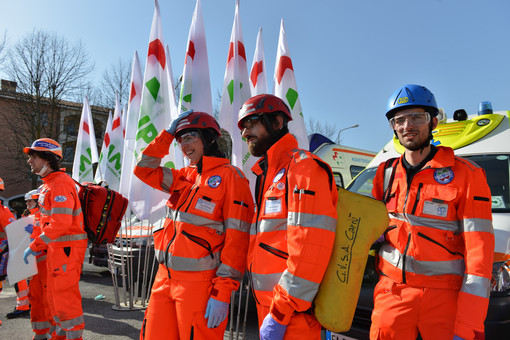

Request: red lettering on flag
left=148, top=39, right=166, bottom=69
left=185, top=41, right=195, bottom=65
left=130, top=82, right=136, bottom=102
left=276, top=56, right=293, bottom=85
left=250, top=61, right=263, bottom=87
left=83, top=121, right=90, bottom=134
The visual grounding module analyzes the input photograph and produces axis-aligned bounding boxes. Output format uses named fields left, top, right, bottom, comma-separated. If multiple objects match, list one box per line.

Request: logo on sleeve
left=273, top=168, right=286, bottom=183
left=54, top=195, right=68, bottom=202
left=208, top=175, right=222, bottom=188
left=434, top=168, right=454, bottom=184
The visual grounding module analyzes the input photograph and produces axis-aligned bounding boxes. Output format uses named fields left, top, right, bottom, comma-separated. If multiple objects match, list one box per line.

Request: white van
left=309, top=133, right=376, bottom=188
left=339, top=107, right=510, bottom=339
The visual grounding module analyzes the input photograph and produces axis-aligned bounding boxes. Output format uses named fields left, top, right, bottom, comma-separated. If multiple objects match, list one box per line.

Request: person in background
left=370, top=84, right=494, bottom=340
left=134, top=111, right=254, bottom=340
left=22, top=138, right=87, bottom=340
left=238, top=94, right=338, bottom=340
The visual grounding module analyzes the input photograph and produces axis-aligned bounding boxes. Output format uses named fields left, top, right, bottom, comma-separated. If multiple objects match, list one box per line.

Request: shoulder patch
left=54, top=195, right=68, bottom=202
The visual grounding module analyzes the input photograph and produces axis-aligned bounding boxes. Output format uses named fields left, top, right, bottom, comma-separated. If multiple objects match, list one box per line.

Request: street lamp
left=336, top=124, right=359, bottom=144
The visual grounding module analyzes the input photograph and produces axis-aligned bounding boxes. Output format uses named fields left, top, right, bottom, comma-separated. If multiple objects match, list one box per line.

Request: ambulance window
left=464, top=154, right=510, bottom=213
left=346, top=167, right=377, bottom=198
left=333, top=172, right=344, bottom=188
left=350, top=165, right=365, bottom=179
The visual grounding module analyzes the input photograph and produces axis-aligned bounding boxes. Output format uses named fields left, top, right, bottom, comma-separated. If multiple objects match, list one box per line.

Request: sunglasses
left=240, top=115, right=262, bottom=132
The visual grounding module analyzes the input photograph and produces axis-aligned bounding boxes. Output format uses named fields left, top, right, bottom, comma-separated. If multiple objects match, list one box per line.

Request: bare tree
left=306, top=117, right=337, bottom=141
left=94, top=58, right=131, bottom=108
left=0, top=30, right=7, bottom=66
left=1, top=29, right=94, bottom=187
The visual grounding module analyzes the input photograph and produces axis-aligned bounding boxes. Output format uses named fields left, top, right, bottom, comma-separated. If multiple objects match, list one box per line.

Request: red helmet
left=23, top=138, right=62, bottom=158
left=0, top=177, right=4, bottom=190
left=174, top=111, right=222, bottom=138
left=238, top=94, right=292, bottom=130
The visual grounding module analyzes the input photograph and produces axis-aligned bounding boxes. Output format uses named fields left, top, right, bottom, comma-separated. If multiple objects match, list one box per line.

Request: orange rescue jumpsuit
left=134, top=130, right=254, bottom=340
left=370, top=146, right=494, bottom=340
left=0, top=203, right=17, bottom=299
left=248, top=133, right=337, bottom=339
left=29, top=170, right=88, bottom=340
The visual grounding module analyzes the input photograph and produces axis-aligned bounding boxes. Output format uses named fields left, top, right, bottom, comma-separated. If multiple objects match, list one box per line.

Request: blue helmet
left=386, top=84, right=438, bottom=120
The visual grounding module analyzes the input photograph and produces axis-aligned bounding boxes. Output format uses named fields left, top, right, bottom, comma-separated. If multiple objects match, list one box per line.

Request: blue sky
left=1, top=0, right=510, bottom=152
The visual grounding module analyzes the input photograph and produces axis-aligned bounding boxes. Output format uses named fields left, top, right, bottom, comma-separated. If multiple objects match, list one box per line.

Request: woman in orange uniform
left=134, top=111, right=254, bottom=340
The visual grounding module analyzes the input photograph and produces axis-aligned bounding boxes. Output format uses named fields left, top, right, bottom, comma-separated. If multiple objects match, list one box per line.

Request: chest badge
left=208, top=175, right=222, bottom=188
left=434, top=168, right=454, bottom=184
left=273, top=168, right=286, bottom=183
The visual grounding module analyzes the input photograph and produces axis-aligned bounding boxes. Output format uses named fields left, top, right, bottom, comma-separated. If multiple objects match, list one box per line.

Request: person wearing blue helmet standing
left=370, top=84, right=494, bottom=340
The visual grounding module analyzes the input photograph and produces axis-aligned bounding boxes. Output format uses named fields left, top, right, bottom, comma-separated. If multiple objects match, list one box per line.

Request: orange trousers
left=29, top=257, right=53, bottom=338
left=256, top=304, right=322, bottom=340
left=46, top=245, right=86, bottom=340
left=140, top=265, right=226, bottom=340
left=15, top=279, right=30, bottom=310
left=370, top=276, right=458, bottom=340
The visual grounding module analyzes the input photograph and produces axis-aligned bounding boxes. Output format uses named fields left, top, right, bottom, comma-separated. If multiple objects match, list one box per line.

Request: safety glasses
left=389, top=112, right=430, bottom=129
left=177, top=131, right=200, bottom=146
left=240, top=115, right=262, bottom=133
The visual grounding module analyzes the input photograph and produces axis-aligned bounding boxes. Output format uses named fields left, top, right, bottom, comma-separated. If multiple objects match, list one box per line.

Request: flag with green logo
left=273, top=18, right=308, bottom=150
left=72, top=96, right=99, bottom=183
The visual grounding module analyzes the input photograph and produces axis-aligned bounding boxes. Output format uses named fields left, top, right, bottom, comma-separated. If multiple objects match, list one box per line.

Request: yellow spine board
left=314, top=187, right=389, bottom=332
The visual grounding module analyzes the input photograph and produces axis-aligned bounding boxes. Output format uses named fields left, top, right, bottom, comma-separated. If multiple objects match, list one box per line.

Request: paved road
left=0, top=257, right=259, bottom=339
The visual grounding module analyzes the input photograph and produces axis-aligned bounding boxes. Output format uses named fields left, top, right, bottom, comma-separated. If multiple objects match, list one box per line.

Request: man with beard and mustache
left=370, top=84, right=494, bottom=340
left=237, top=94, right=338, bottom=340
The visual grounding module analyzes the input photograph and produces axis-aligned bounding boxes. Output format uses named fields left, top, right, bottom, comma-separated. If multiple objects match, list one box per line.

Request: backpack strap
left=382, top=157, right=398, bottom=204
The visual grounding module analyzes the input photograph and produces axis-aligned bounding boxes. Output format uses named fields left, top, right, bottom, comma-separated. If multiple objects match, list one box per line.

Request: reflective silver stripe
left=288, top=212, right=336, bottom=232
left=36, top=254, right=47, bottom=263
left=161, top=167, right=174, bottom=193
left=279, top=270, right=320, bottom=303
left=403, top=214, right=460, bottom=232
left=461, top=273, right=491, bottom=299
left=138, top=154, right=161, bottom=169
left=224, top=218, right=250, bottom=233
left=379, top=243, right=465, bottom=276
left=296, top=150, right=308, bottom=161
left=51, top=207, right=82, bottom=216
left=41, top=233, right=87, bottom=244
left=40, top=208, right=51, bottom=216
left=223, top=164, right=246, bottom=179
left=462, top=218, right=493, bottom=234
left=175, top=210, right=225, bottom=233
left=32, top=320, right=51, bottom=330
left=60, top=315, right=84, bottom=329
left=0, top=231, right=6, bottom=238
left=258, top=218, right=287, bottom=233
left=33, top=333, right=51, bottom=339
left=40, top=234, right=52, bottom=244
left=156, top=250, right=221, bottom=271
left=249, top=222, right=257, bottom=236
left=66, top=329, right=84, bottom=339
left=251, top=271, right=282, bottom=292
left=217, top=263, right=243, bottom=282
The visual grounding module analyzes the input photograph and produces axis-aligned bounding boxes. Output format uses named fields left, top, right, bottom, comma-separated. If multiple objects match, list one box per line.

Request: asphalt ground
left=0, top=253, right=260, bottom=339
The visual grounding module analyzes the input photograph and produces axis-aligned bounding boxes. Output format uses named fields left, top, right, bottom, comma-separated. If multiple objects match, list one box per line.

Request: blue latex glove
left=166, top=110, right=193, bottom=135
left=453, top=336, right=465, bottom=340
left=0, top=252, right=8, bottom=275
left=0, top=239, right=7, bottom=252
left=260, top=313, right=287, bottom=340
left=23, top=247, right=37, bottom=264
left=204, top=297, right=229, bottom=328
left=25, top=223, right=34, bottom=235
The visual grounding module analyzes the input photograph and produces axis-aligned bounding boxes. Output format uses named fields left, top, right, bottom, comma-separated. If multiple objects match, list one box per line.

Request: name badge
left=195, top=198, right=216, bottom=215
left=265, top=198, right=282, bottom=214
left=423, top=200, right=448, bottom=217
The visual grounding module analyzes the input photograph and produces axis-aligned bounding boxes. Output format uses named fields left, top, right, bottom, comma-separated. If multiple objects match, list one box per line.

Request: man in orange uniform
left=134, top=111, right=254, bottom=339
left=22, top=138, right=88, bottom=340
left=370, top=84, right=494, bottom=340
left=238, top=94, right=338, bottom=340
left=24, top=188, right=54, bottom=339
left=0, top=177, right=31, bottom=320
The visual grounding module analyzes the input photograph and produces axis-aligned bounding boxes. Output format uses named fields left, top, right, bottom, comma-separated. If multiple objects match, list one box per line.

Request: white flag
left=119, top=51, right=143, bottom=198
left=178, top=0, right=212, bottom=114
left=94, top=111, right=112, bottom=185
left=273, top=18, right=308, bottom=150
left=129, top=0, right=175, bottom=223
left=249, top=27, right=268, bottom=96
left=72, top=96, right=99, bottom=183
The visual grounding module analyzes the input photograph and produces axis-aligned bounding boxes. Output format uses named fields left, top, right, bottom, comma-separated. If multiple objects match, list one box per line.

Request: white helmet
left=25, top=189, right=39, bottom=201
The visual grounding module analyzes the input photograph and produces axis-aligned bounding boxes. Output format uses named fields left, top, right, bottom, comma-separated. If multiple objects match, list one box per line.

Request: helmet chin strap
left=36, top=164, right=49, bottom=176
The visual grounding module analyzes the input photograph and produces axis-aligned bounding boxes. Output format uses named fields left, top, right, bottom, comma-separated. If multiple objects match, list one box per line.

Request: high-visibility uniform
left=248, top=133, right=337, bottom=339
left=27, top=206, right=53, bottom=339
left=371, top=146, right=494, bottom=340
left=134, top=130, right=254, bottom=340
left=29, top=170, right=87, bottom=340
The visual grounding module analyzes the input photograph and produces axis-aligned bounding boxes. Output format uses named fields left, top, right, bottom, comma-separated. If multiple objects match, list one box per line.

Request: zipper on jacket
left=184, top=186, right=200, bottom=212
left=164, top=228, right=177, bottom=279
left=417, top=232, right=464, bottom=257
left=247, top=263, right=260, bottom=305
left=402, top=231, right=411, bottom=284
left=181, top=230, right=214, bottom=259
left=410, top=183, right=423, bottom=215
left=258, top=242, right=289, bottom=260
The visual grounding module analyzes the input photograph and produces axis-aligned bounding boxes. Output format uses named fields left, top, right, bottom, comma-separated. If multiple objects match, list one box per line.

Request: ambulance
left=309, top=133, right=376, bottom=188
left=335, top=104, right=510, bottom=339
